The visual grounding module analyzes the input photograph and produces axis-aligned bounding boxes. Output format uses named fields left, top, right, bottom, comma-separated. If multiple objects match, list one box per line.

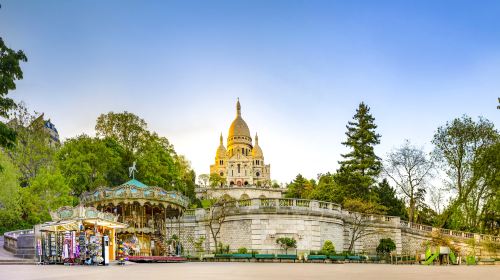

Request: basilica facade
left=210, top=100, right=271, bottom=187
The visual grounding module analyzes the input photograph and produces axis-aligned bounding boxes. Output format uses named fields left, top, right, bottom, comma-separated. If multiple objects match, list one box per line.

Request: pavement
left=0, top=262, right=498, bottom=280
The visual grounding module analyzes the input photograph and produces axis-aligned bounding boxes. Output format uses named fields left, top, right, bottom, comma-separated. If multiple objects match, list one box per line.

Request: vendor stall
left=35, top=205, right=127, bottom=265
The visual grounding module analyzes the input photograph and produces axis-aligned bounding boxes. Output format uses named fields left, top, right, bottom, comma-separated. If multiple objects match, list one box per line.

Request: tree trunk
left=409, top=197, right=415, bottom=223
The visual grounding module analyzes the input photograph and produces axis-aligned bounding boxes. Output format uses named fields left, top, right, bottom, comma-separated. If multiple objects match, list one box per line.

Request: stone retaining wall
left=168, top=198, right=499, bottom=257
left=3, top=229, right=35, bottom=259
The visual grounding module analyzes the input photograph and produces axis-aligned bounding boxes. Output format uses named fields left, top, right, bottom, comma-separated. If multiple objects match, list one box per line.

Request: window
left=256, top=172, right=260, bottom=177
left=237, top=164, right=241, bottom=173
left=219, top=172, right=223, bottom=177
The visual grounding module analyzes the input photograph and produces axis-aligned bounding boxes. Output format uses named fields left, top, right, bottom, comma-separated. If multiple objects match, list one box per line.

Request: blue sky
left=1, top=0, right=499, bottom=184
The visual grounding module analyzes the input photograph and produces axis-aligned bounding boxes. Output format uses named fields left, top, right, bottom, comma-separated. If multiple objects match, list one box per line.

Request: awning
left=40, top=218, right=127, bottom=232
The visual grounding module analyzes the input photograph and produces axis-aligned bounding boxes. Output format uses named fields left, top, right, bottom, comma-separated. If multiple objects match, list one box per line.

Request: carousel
left=79, top=178, right=189, bottom=257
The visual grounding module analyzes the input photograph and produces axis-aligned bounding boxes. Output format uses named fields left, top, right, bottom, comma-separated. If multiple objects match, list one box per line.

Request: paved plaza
left=0, top=262, right=498, bottom=280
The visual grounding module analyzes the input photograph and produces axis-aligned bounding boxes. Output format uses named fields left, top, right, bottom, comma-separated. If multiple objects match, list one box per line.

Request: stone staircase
left=151, top=234, right=168, bottom=256
left=0, top=236, right=35, bottom=265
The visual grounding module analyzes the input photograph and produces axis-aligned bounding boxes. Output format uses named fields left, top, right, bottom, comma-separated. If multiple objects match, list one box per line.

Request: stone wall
left=3, top=229, right=35, bottom=259
left=169, top=198, right=500, bottom=257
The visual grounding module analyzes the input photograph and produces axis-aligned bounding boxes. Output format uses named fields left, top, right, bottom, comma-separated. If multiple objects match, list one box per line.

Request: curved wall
left=168, top=198, right=499, bottom=257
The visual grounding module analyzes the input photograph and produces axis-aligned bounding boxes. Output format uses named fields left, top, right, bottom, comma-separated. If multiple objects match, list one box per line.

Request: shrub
left=321, top=240, right=336, bottom=256
left=376, top=238, right=396, bottom=254
left=216, top=243, right=230, bottom=254
left=237, top=247, right=248, bottom=254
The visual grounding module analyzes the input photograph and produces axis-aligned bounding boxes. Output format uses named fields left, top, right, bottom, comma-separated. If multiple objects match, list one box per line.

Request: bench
left=202, top=254, right=215, bottom=262
left=329, top=255, right=346, bottom=263
left=214, top=254, right=232, bottom=261
left=231, top=254, right=253, bottom=261
left=478, top=259, right=495, bottom=265
left=347, top=255, right=362, bottom=262
left=308, top=255, right=327, bottom=262
left=255, top=254, right=275, bottom=262
left=277, top=254, right=297, bottom=262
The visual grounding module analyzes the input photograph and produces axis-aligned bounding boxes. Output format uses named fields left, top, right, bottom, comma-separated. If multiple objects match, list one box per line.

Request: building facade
left=210, top=100, right=271, bottom=187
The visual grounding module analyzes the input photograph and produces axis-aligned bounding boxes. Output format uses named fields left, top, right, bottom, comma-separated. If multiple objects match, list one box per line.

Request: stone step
left=0, top=259, right=36, bottom=265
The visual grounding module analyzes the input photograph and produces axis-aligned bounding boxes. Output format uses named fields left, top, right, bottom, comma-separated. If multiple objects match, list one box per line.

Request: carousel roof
left=79, top=179, right=189, bottom=209
left=122, top=179, right=148, bottom=188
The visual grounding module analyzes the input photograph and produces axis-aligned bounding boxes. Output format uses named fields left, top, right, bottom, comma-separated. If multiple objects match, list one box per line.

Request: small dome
left=216, top=133, right=227, bottom=158
left=252, top=133, right=263, bottom=158
left=252, top=146, right=263, bottom=158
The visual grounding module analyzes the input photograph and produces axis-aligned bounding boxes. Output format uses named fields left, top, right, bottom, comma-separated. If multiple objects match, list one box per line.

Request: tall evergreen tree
left=335, top=102, right=381, bottom=201
left=372, top=179, right=407, bottom=219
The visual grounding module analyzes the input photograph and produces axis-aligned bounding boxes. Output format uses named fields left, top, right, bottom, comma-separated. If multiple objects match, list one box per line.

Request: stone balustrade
left=3, top=229, right=35, bottom=258
left=181, top=197, right=499, bottom=244
left=399, top=220, right=500, bottom=242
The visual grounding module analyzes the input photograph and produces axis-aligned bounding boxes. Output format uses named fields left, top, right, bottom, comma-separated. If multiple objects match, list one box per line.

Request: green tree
left=57, top=135, right=127, bottom=196
left=95, top=111, right=148, bottom=157
left=6, top=103, right=57, bottom=187
left=372, top=179, right=407, bottom=219
left=174, top=155, right=197, bottom=201
left=469, top=140, right=500, bottom=234
left=335, top=102, right=381, bottom=201
left=0, top=151, right=22, bottom=233
left=136, top=133, right=178, bottom=188
left=321, top=240, right=336, bottom=255
left=19, top=167, right=73, bottom=225
left=432, top=116, right=498, bottom=231
left=308, top=173, right=342, bottom=203
left=285, top=174, right=315, bottom=199
left=276, top=237, right=297, bottom=254
left=209, top=173, right=225, bottom=187
left=94, top=111, right=196, bottom=197
left=414, top=203, right=438, bottom=226
left=376, top=238, right=396, bottom=254
left=0, top=37, right=27, bottom=153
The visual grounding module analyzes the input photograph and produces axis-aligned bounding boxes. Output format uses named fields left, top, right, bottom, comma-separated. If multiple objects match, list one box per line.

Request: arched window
left=237, top=164, right=241, bottom=173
